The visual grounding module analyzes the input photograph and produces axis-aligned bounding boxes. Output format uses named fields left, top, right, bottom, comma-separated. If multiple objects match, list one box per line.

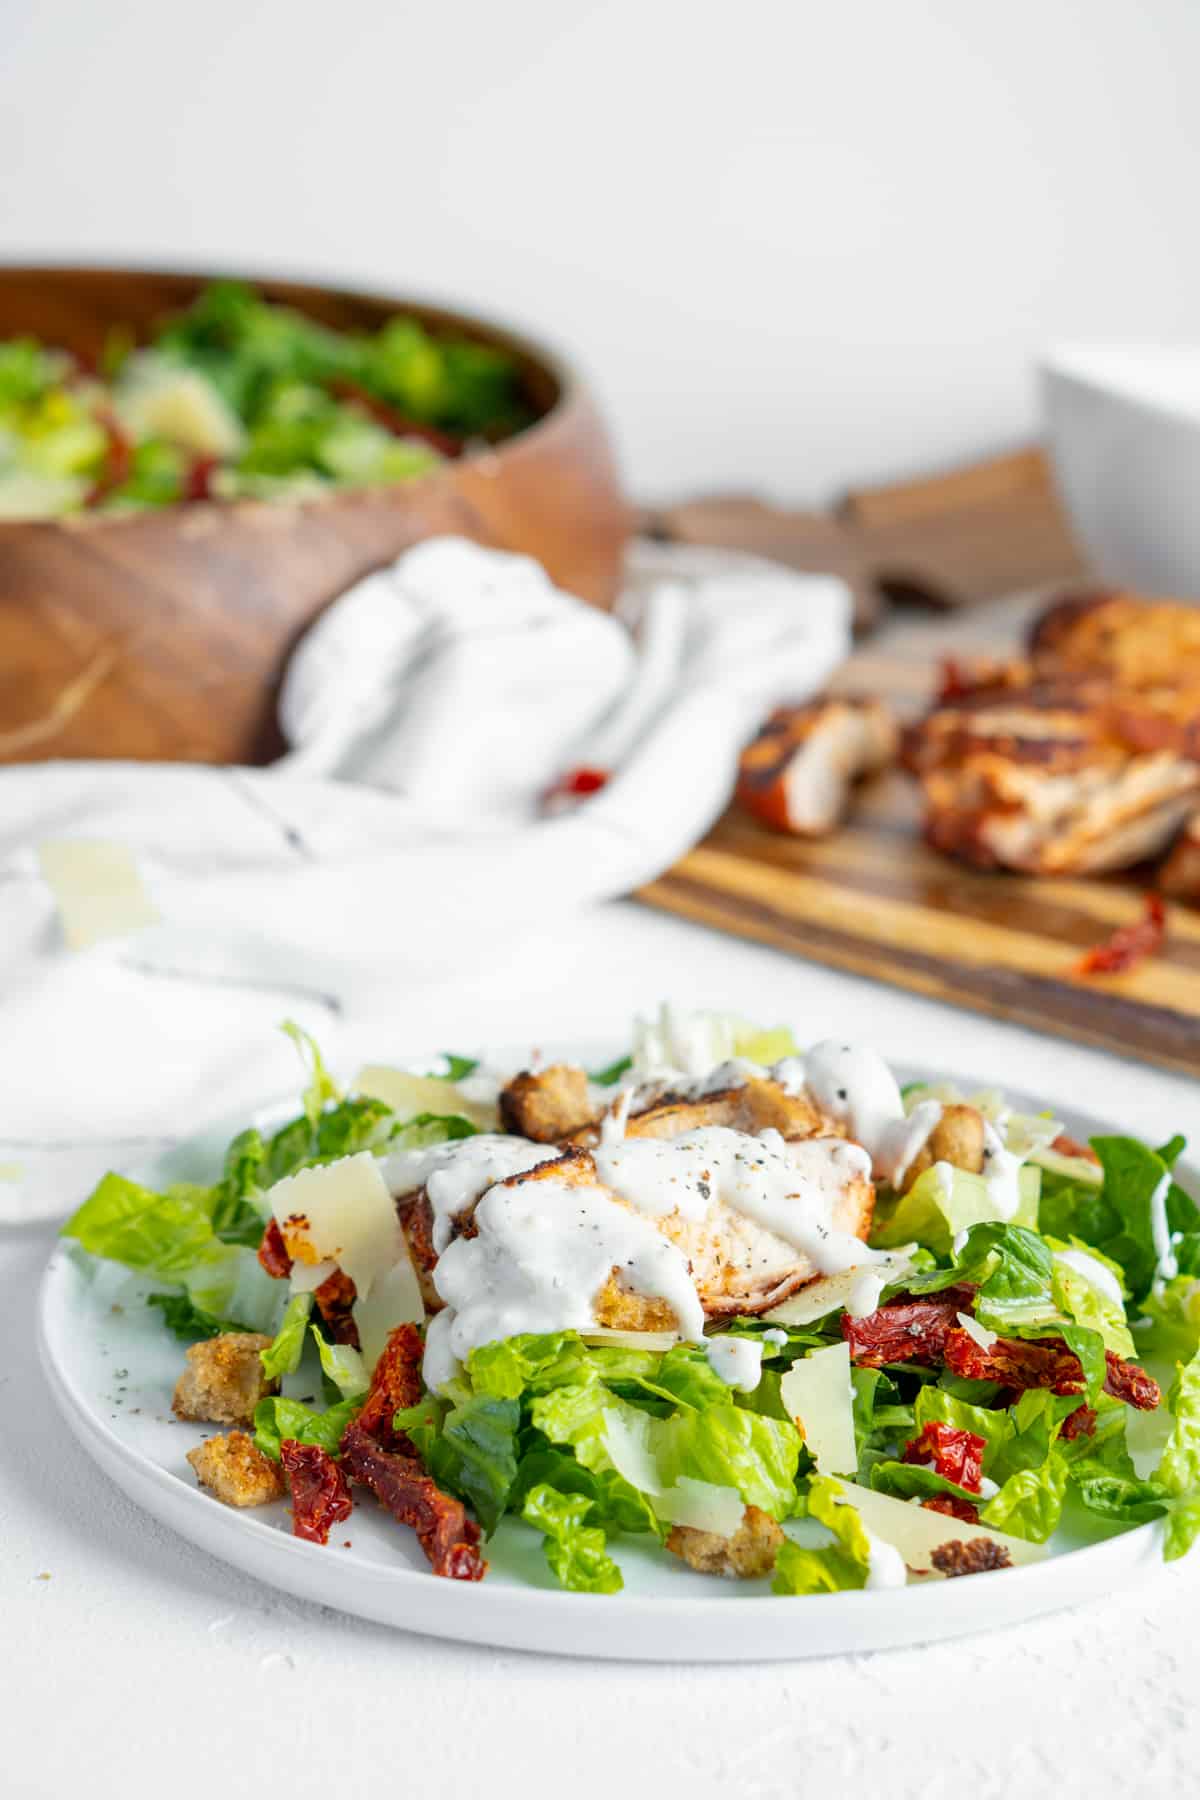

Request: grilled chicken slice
left=905, top=670, right=1200, bottom=874
left=1029, top=589, right=1200, bottom=693
left=402, top=1135, right=875, bottom=1327
left=570, top=1075, right=838, bottom=1148
left=737, top=697, right=898, bottom=835
left=497, top=1066, right=839, bottom=1149
left=1162, top=810, right=1200, bottom=905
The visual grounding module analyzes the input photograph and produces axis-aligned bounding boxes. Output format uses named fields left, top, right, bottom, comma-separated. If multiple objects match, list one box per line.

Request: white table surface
left=5, top=899, right=1198, bottom=1799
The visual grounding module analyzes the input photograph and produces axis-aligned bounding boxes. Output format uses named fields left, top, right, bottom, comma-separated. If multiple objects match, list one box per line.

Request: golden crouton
left=186, top=1430, right=287, bottom=1508
left=499, top=1064, right=595, bottom=1141
left=172, top=1332, right=277, bottom=1427
left=665, top=1505, right=784, bottom=1579
left=901, top=1104, right=986, bottom=1192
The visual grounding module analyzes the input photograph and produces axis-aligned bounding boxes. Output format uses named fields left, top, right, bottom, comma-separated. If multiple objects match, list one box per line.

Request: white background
left=4, top=0, right=1200, bottom=499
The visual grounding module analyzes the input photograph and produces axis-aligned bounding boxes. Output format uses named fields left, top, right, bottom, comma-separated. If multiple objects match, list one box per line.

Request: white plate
left=38, top=1056, right=1172, bottom=1661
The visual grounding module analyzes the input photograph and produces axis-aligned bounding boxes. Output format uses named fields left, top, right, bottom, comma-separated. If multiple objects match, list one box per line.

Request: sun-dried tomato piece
left=921, top=1494, right=981, bottom=1525
left=355, top=1322, right=425, bottom=1449
left=1050, top=1133, right=1100, bottom=1165
left=326, top=377, right=462, bottom=456
left=185, top=454, right=219, bottom=501
left=903, top=1421, right=986, bottom=1493
left=944, top=1328, right=1085, bottom=1394
left=340, top=1421, right=486, bottom=1581
left=280, top=1440, right=353, bottom=1546
left=1075, top=893, right=1166, bottom=977
left=1060, top=1403, right=1097, bottom=1441
left=85, top=409, right=134, bottom=506
left=313, top=1267, right=361, bottom=1349
left=257, top=1218, right=293, bottom=1280
left=1104, top=1351, right=1161, bottom=1411
left=930, top=1538, right=1012, bottom=1577
left=841, top=1287, right=977, bottom=1369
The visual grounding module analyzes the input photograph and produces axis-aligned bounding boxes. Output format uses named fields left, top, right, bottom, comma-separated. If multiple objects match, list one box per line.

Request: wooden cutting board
left=639, top=593, right=1200, bottom=1078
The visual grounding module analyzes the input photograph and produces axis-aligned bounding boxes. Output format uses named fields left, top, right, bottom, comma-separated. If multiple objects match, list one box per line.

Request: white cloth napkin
left=0, top=536, right=851, bottom=1221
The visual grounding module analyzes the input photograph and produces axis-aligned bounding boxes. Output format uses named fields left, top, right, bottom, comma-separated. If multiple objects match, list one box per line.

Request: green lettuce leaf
left=772, top=1475, right=870, bottom=1594
left=589, top=1054, right=632, bottom=1088
left=260, top=1291, right=313, bottom=1379
left=311, top=1324, right=369, bottom=1398
left=281, top=1018, right=342, bottom=1125
left=871, top=1165, right=1040, bottom=1255
left=653, top=1404, right=802, bottom=1521
left=1139, top=1275, right=1200, bottom=1363
left=146, top=1292, right=254, bottom=1341
left=396, top=1392, right=521, bottom=1536
left=520, top=1483, right=623, bottom=1593
left=253, top=1390, right=364, bottom=1463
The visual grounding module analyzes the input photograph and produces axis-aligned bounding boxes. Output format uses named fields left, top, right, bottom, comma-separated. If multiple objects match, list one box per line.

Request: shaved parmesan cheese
left=601, top=1406, right=661, bottom=1495
left=957, top=1310, right=998, bottom=1352
left=38, top=840, right=160, bottom=949
left=353, top=1064, right=498, bottom=1130
left=830, top=1479, right=1046, bottom=1571
left=780, top=1343, right=857, bottom=1476
left=116, top=356, right=245, bottom=457
left=580, top=1327, right=680, bottom=1351
left=654, top=1477, right=745, bottom=1538
left=269, top=1152, right=399, bottom=1302
left=599, top=1408, right=746, bottom=1539
left=289, top=1258, right=338, bottom=1295
left=763, top=1250, right=915, bottom=1326
left=351, top=1251, right=425, bottom=1374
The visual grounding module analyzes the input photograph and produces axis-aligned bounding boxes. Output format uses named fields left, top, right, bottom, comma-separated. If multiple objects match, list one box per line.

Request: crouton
left=665, top=1505, right=784, bottom=1578
left=186, top=1430, right=287, bottom=1508
left=172, top=1332, right=277, bottom=1427
left=499, top=1064, right=595, bottom=1141
left=900, top=1103, right=986, bottom=1192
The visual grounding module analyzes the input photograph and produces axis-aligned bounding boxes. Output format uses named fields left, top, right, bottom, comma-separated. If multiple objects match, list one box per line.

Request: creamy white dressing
left=424, top=1176, right=706, bottom=1391
left=705, top=1335, right=764, bottom=1392
left=1055, top=1249, right=1125, bottom=1310
left=1149, top=1171, right=1179, bottom=1291
left=978, top=1476, right=1000, bottom=1501
left=863, top=1528, right=908, bottom=1590
left=802, top=1040, right=942, bottom=1186
left=980, top=1120, right=1024, bottom=1220
left=762, top=1327, right=789, bottom=1346
left=594, top=1125, right=877, bottom=1274
left=381, top=1134, right=558, bottom=1253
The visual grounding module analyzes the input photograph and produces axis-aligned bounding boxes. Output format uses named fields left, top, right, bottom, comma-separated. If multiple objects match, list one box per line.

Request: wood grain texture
left=640, top=592, right=1200, bottom=1077
left=0, top=266, right=631, bottom=765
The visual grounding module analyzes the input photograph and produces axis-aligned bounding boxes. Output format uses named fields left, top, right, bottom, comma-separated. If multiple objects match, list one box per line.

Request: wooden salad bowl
left=0, top=266, right=631, bottom=765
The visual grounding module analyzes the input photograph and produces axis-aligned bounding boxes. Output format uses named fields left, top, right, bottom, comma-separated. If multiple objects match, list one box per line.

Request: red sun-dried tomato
left=921, top=1493, right=981, bottom=1525
left=280, top=1441, right=353, bottom=1546
left=903, top=1421, right=986, bottom=1493
left=944, top=1333, right=1160, bottom=1412
left=85, top=410, right=134, bottom=506
left=841, top=1287, right=977, bottom=1369
left=944, top=1329, right=1086, bottom=1394
left=257, top=1218, right=293, bottom=1280
left=185, top=454, right=219, bottom=501
left=355, top=1322, right=426, bottom=1449
left=1104, top=1351, right=1161, bottom=1411
left=326, top=377, right=462, bottom=457
left=1060, top=1404, right=1097, bottom=1441
left=1050, top=1133, right=1101, bottom=1165
left=1075, top=893, right=1166, bottom=978
left=313, top=1266, right=361, bottom=1349
left=340, top=1421, right=486, bottom=1581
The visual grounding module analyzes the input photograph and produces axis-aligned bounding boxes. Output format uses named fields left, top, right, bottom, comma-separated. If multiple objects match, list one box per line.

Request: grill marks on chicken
left=737, top=697, right=899, bottom=836
left=905, top=591, right=1200, bottom=877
